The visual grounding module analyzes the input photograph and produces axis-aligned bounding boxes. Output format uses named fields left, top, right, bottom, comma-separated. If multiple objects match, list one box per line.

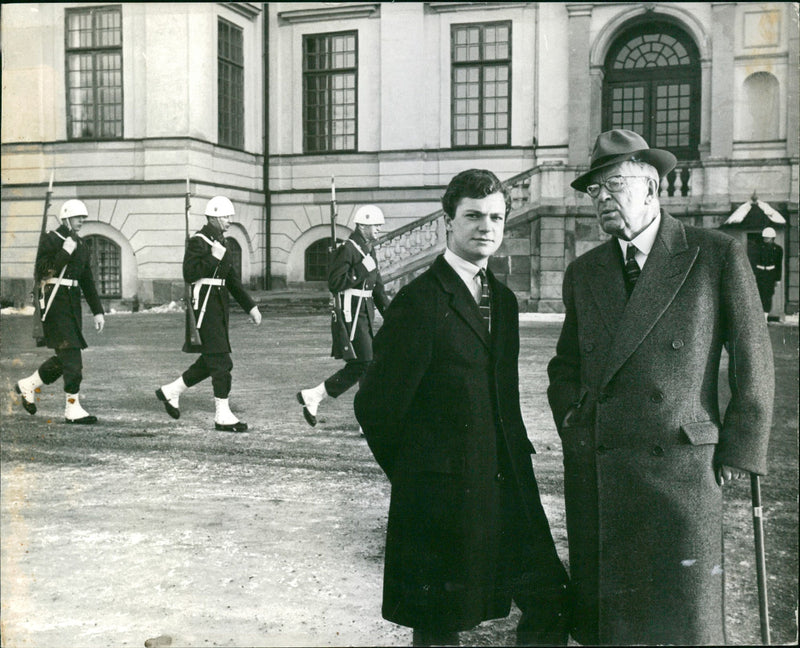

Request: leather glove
left=94, top=313, right=105, bottom=332
left=62, top=237, right=77, bottom=254
left=362, top=254, right=377, bottom=272
left=210, top=240, right=227, bottom=260
left=249, top=306, right=262, bottom=326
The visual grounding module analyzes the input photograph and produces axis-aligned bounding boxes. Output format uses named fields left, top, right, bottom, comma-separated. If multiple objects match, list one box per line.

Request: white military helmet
left=205, top=196, right=235, bottom=219
left=353, top=204, right=385, bottom=226
left=58, top=199, right=89, bottom=224
left=762, top=227, right=776, bottom=238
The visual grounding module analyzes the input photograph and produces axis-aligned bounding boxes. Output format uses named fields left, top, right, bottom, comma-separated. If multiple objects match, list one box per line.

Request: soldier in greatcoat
left=14, top=199, right=105, bottom=424
left=155, top=196, right=261, bottom=432
left=547, top=129, right=773, bottom=645
left=296, top=205, right=390, bottom=426
left=751, top=226, right=783, bottom=320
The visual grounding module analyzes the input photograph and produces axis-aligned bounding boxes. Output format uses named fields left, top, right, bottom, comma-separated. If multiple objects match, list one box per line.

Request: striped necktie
left=624, top=244, right=641, bottom=297
left=477, top=268, right=491, bottom=332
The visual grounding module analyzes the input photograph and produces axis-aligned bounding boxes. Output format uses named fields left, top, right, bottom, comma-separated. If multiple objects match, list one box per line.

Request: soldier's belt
left=44, top=277, right=78, bottom=287
left=192, top=278, right=226, bottom=309
left=341, top=287, right=372, bottom=322
left=756, top=265, right=775, bottom=271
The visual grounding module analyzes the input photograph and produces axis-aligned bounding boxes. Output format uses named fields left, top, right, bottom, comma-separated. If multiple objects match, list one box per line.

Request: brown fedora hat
left=571, top=129, right=677, bottom=193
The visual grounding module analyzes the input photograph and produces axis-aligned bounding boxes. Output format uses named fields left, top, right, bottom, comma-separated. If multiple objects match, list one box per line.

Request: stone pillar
left=567, top=4, right=594, bottom=166
left=787, top=6, right=799, bottom=159
left=710, top=3, right=736, bottom=159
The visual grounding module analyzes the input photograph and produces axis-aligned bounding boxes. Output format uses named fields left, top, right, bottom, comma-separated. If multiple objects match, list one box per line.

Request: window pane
left=85, top=235, right=121, bottom=298
left=218, top=18, right=244, bottom=148
left=451, top=22, right=511, bottom=147
left=65, top=6, right=123, bottom=141
left=303, top=32, right=357, bottom=152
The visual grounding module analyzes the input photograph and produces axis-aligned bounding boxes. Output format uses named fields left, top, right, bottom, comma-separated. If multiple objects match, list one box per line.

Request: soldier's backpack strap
left=347, top=239, right=367, bottom=259
left=193, top=233, right=215, bottom=247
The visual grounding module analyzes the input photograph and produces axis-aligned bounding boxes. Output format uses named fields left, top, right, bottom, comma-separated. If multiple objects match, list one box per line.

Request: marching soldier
left=155, top=196, right=262, bottom=432
left=14, top=199, right=105, bottom=424
left=751, top=226, right=783, bottom=321
left=296, top=205, right=390, bottom=426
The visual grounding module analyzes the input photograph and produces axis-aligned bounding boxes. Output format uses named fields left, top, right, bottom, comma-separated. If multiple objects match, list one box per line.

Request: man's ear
left=444, top=215, right=453, bottom=231
left=645, top=177, right=659, bottom=203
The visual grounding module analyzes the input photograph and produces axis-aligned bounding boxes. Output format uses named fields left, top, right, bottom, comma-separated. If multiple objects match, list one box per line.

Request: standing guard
left=296, top=205, right=390, bottom=426
left=155, top=196, right=262, bottom=432
left=751, top=226, right=783, bottom=321
left=14, top=199, right=105, bottom=424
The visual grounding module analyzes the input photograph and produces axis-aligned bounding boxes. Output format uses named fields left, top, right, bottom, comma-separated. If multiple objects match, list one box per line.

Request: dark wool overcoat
left=35, top=224, right=104, bottom=350
left=183, top=224, right=256, bottom=354
left=547, top=211, right=773, bottom=646
left=328, top=229, right=390, bottom=361
left=355, top=255, right=562, bottom=632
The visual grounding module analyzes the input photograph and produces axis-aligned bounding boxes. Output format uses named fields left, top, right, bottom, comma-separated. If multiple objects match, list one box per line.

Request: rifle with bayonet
left=31, top=171, right=54, bottom=346
left=184, top=179, right=202, bottom=348
left=329, top=177, right=356, bottom=360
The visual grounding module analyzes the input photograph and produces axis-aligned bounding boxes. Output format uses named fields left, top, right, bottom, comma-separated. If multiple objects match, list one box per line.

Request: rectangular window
left=303, top=31, right=357, bottom=153
left=451, top=22, right=511, bottom=148
left=65, top=5, right=123, bottom=140
left=218, top=18, right=244, bottom=149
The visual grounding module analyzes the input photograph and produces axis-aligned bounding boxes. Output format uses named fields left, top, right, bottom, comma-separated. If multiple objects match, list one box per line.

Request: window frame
left=218, top=17, right=245, bottom=150
left=83, top=234, right=122, bottom=299
left=64, top=4, right=124, bottom=141
left=602, top=20, right=701, bottom=160
left=302, top=30, right=359, bottom=154
left=450, top=20, right=512, bottom=149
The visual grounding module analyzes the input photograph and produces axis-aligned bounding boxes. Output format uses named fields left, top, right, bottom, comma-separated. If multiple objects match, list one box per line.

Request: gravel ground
left=0, top=309, right=797, bottom=647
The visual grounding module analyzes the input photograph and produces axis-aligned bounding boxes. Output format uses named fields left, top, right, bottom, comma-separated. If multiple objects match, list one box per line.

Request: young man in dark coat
left=296, top=205, right=390, bottom=426
left=354, top=170, right=569, bottom=647
left=547, top=129, right=774, bottom=645
left=15, top=199, right=105, bottom=424
left=156, top=196, right=261, bottom=432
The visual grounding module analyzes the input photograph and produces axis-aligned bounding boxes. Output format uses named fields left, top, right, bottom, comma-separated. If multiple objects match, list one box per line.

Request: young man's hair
left=441, top=169, right=512, bottom=219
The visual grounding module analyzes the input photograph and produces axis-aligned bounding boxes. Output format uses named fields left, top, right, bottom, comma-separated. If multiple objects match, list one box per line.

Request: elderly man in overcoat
left=547, top=129, right=774, bottom=645
left=356, top=169, right=569, bottom=647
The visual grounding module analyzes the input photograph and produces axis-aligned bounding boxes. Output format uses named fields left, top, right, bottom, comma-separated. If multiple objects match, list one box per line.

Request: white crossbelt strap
left=194, top=233, right=217, bottom=247
left=45, top=277, right=78, bottom=287
left=341, top=288, right=373, bottom=322
left=192, top=278, right=226, bottom=308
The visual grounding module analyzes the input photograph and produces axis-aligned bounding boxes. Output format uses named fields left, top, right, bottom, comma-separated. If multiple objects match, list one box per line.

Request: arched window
left=84, top=235, right=121, bottom=298
left=305, top=237, right=336, bottom=281
left=603, top=20, right=701, bottom=160
left=227, top=238, right=243, bottom=280
left=742, top=72, right=780, bottom=141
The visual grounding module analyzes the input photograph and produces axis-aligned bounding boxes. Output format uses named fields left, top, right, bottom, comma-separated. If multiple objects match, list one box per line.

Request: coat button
left=596, top=445, right=606, bottom=455
left=650, top=390, right=664, bottom=403
left=671, top=339, right=684, bottom=349
left=651, top=445, right=664, bottom=457
left=584, top=342, right=595, bottom=353
left=495, top=472, right=505, bottom=483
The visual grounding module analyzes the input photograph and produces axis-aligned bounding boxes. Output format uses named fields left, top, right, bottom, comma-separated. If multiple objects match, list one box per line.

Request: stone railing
left=376, top=167, right=536, bottom=283
left=660, top=161, right=700, bottom=198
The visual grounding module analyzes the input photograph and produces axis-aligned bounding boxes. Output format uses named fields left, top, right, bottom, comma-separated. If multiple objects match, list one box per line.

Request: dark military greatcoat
left=328, top=229, right=390, bottom=361
left=182, top=224, right=255, bottom=354
left=36, top=224, right=104, bottom=350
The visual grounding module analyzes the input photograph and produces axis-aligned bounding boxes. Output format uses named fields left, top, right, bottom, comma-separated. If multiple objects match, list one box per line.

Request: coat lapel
left=601, top=212, right=699, bottom=390
left=432, top=256, right=490, bottom=349
left=587, top=240, right=628, bottom=337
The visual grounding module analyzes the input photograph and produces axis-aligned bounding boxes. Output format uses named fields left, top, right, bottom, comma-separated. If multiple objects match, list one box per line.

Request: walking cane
left=751, top=473, right=771, bottom=644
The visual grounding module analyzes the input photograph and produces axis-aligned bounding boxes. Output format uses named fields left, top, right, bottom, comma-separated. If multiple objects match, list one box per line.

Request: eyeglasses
left=585, top=175, right=651, bottom=198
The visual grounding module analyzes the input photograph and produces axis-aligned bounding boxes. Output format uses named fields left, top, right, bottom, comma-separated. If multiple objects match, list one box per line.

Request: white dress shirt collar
left=618, top=211, right=661, bottom=268
left=444, top=247, right=487, bottom=303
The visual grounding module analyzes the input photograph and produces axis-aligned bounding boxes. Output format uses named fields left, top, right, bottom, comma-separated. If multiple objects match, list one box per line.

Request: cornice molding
left=277, top=3, right=380, bottom=25
left=427, top=2, right=532, bottom=13
left=219, top=2, right=262, bottom=21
